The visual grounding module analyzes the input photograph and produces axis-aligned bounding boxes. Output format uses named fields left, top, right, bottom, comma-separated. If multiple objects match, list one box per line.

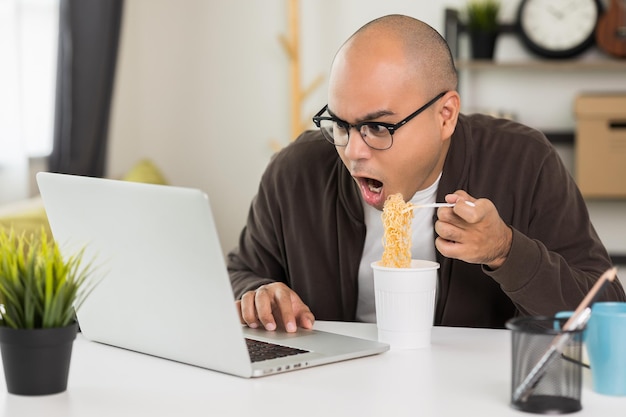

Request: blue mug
left=585, top=302, right=626, bottom=396
left=557, top=302, right=626, bottom=396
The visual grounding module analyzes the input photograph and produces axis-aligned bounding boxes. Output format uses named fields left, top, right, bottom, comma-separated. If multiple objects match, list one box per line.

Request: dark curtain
left=49, top=0, right=124, bottom=177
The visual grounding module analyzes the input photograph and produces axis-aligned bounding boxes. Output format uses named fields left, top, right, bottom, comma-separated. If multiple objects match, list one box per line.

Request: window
left=0, top=0, right=59, bottom=158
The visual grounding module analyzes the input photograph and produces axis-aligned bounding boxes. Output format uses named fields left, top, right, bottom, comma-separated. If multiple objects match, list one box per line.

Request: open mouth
left=366, top=178, right=383, bottom=194
left=356, top=176, right=386, bottom=208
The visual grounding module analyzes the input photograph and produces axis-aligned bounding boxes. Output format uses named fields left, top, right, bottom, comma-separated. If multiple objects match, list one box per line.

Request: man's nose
left=343, top=127, right=372, bottom=160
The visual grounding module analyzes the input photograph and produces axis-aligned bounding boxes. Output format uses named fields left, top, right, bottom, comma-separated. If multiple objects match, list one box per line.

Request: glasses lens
left=360, top=123, right=392, bottom=150
left=319, top=119, right=349, bottom=146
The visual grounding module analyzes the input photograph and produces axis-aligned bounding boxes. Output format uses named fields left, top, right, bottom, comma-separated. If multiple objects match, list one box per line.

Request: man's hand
left=434, top=190, right=512, bottom=269
left=236, top=282, right=315, bottom=333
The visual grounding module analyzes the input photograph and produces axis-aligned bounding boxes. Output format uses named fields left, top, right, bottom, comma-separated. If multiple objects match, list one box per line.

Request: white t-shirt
left=355, top=174, right=440, bottom=323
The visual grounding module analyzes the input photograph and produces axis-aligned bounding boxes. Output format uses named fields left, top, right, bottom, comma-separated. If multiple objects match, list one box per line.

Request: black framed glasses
left=312, top=91, right=447, bottom=150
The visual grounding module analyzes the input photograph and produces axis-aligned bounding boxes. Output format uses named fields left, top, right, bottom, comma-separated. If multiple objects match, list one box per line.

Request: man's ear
left=439, top=91, right=460, bottom=138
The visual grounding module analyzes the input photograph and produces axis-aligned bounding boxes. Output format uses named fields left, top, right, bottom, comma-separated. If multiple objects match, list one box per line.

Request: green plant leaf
left=0, top=227, right=100, bottom=329
left=466, top=0, right=500, bottom=32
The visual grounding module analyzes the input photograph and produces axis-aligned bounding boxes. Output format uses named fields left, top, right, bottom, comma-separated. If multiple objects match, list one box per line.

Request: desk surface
left=1, top=322, right=624, bottom=416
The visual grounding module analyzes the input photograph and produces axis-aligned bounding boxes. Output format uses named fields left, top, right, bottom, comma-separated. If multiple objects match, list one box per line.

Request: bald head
left=334, top=15, right=458, bottom=97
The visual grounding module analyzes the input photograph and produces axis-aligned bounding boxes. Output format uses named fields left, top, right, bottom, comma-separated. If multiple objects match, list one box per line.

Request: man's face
left=328, top=41, right=450, bottom=211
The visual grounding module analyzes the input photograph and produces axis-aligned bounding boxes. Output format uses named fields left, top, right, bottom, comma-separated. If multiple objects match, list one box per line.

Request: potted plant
left=466, top=0, right=501, bottom=59
left=0, top=228, right=96, bottom=395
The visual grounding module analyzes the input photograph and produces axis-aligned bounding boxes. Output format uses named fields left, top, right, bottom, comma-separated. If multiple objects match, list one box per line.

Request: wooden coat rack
left=271, top=0, right=324, bottom=151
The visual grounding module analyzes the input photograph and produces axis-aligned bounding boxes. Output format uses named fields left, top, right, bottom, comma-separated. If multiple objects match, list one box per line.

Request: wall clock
left=517, top=0, right=601, bottom=59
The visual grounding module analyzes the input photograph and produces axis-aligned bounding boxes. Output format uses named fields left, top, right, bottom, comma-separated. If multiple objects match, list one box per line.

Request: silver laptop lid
left=37, top=172, right=253, bottom=377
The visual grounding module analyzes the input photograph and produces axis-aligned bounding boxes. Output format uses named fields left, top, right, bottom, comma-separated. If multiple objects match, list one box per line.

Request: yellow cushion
left=122, top=159, right=168, bottom=185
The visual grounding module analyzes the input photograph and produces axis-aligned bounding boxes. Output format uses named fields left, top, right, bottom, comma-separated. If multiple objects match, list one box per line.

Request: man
left=227, top=15, right=625, bottom=332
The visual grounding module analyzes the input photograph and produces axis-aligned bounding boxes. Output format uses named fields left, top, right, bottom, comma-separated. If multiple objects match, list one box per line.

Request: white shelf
left=456, top=59, right=626, bottom=71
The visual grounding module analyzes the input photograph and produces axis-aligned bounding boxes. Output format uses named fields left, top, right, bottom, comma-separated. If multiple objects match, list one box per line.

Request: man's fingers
left=239, top=291, right=261, bottom=329
left=237, top=283, right=316, bottom=333
left=296, top=308, right=315, bottom=330
left=436, top=192, right=512, bottom=267
left=287, top=291, right=315, bottom=330
left=254, top=285, right=278, bottom=331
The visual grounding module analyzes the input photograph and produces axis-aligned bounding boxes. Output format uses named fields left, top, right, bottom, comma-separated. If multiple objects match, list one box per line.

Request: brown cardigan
left=227, top=113, right=625, bottom=328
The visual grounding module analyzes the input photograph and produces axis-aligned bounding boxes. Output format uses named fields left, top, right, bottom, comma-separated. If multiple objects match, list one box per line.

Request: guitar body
left=596, top=0, right=626, bottom=57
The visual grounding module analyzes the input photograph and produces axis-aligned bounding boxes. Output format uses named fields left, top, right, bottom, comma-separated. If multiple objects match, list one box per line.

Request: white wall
left=106, top=0, right=453, bottom=253
left=106, top=0, right=626, bottom=256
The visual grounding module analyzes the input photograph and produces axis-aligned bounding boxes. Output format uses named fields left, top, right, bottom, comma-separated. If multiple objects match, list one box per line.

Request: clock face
left=517, top=0, right=600, bottom=58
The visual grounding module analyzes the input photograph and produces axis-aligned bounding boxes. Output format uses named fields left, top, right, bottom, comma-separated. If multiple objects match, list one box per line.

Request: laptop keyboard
left=245, top=338, right=309, bottom=363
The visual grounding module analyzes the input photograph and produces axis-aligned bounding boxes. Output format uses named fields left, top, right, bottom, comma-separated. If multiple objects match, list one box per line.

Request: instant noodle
left=380, top=193, right=414, bottom=268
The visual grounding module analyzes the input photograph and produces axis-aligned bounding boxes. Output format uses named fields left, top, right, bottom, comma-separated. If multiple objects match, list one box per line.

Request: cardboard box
left=575, top=94, right=626, bottom=198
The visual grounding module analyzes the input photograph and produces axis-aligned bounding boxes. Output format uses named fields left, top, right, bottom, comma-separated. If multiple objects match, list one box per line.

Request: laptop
left=36, top=172, right=388, bottom=378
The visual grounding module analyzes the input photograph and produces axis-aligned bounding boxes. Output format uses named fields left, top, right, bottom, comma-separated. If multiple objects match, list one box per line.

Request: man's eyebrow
left=327, top=107, right=395, bottom=124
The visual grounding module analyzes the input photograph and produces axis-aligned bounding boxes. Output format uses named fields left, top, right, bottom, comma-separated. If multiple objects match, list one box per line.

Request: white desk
left=1, top=322, right=624, bottom=416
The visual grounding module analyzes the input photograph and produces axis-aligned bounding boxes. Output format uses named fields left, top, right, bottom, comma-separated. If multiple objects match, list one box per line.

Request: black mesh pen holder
left=506, top=316, right=583, bottom=414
